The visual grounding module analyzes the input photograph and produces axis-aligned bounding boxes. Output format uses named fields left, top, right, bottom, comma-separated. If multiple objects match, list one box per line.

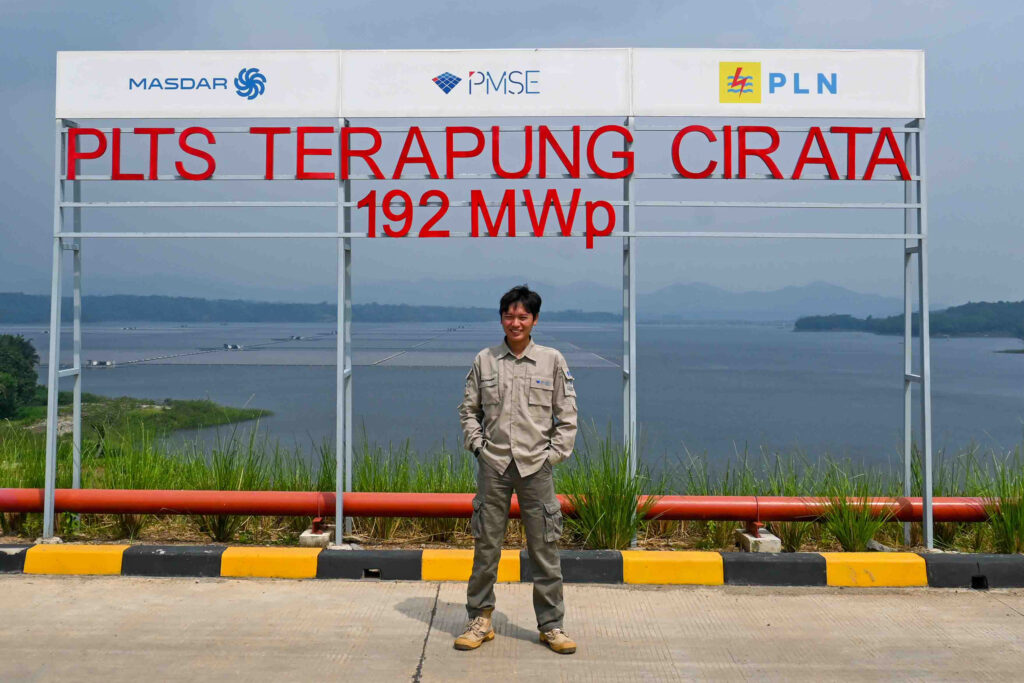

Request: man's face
left=501, top=302, right=537, bottom=345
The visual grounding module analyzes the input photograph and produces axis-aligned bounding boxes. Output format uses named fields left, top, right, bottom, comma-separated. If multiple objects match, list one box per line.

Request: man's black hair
left=499, top=285, right=542, bottom=317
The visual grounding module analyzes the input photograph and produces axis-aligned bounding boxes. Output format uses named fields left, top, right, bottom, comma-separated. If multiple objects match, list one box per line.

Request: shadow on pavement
left=395, top=596, right=539, bottom=643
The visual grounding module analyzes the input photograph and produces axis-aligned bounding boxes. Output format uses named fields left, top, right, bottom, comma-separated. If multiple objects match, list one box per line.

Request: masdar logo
left=719, top=62, right=761, bottom=103
left=128, top=66, right=267, bottom=101
left=234, top=68, right=266, bottom=100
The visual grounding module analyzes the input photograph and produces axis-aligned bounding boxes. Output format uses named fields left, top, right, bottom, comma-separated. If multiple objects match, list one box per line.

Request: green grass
left=560, top=429, right=660, bottom=550
left=12, top=389, right=269, bottom=432
left=819, top=463, right=896, bottom=551
left=4, top=414, right=1024, bottom=551
left=984, top=448, right=1024, bottom=554
left=351, top=438, right=475, bottom=541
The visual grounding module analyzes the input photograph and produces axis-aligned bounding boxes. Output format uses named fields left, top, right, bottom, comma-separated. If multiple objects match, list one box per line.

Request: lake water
left=12, top=321, right=1024, bottom=469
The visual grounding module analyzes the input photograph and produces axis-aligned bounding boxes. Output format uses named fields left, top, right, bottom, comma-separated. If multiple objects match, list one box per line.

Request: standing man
left=456, top=285, right=578, bottom=655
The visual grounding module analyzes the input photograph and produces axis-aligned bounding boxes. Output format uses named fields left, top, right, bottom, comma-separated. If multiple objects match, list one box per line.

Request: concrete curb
left=2, top=545, right=1022, bottom=587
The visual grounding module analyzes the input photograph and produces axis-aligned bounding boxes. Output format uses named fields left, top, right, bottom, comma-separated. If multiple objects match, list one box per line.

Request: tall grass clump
left=820, top=461, right=895, bottom=551
left=0, top=423, right=44, bottom=534
left=561, top=431, right=658, bottom=550
left=88, top=421, right=184, bottom=538
left=183, top=429, right=270, bottom=542
left=985, top=448, right=1024, bottom=554
left=353, top=440, right=413, bottom=539
left=764, top=451, right=822, bottom=552
left=678, top=448, right=762, bottom=549
left=409, top=443, right=475, bottom=541
left=351, top=439, right=475, bottom=541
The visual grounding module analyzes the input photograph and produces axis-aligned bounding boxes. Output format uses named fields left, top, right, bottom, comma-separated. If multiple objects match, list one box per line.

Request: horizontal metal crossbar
left=57, top=368, right=80, bottom=378
left=62, top=173, right=606, bottom=181
left=61, top=200, right=631, bottom=209
left=634, top=125, right=922, bottom=134
left=57, top=231, right=926, bottom=240
left=60, top=125, right=923, bottom=134
left=617, top=232, right=925, bottom=240
left=60, top=201, right=337, bottom=208
left=61, top=200, right=915, bottom=210
left=60, top=125, right=611, bottom=134
left=61, top=172, right=920, bottom=182
left=636, top=201, right=920, bottom=209
left=905, top=373, right=923, bottom=383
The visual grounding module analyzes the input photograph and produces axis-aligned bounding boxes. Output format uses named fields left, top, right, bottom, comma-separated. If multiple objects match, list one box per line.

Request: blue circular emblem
left=234, top=68, right=266, bottom=100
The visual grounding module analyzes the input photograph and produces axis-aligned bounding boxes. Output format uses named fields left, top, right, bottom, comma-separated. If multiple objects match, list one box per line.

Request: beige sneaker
left=540, top=628, right=577, bottom=655
left=454, top=611, right=495, bottom=651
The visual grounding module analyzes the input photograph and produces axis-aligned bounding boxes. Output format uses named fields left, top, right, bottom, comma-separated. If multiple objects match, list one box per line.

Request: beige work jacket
left=459, top=338, right=578, bottom=476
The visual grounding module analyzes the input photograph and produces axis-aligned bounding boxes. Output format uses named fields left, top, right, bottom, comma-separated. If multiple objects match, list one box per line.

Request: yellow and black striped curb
left=2, top=545, right=1022, bottom=588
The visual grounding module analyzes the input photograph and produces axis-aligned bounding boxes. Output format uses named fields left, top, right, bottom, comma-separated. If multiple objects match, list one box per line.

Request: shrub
left=561, top=432, right=658, bottom=550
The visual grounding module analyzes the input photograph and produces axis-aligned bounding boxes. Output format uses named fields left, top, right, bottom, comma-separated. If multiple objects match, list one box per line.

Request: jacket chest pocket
left=479, top=375, right=500, bottom=405
left=528, top=376, right=554, bottom=407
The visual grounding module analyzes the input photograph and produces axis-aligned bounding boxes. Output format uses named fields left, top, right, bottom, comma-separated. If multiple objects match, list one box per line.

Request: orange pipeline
left=0, top=488, right=991, bottom=522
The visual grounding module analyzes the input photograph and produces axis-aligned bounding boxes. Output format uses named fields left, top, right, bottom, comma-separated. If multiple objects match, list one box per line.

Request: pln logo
left=719, top=62, right=761, bottom=103
left=234, top=68, right=266, bottom=100
left=718, top=61, right=839, bottom=104
left=432, top=72, right=463, bottom=94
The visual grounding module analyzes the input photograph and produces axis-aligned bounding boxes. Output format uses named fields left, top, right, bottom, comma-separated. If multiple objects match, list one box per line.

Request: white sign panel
left=55, top=49, right=925, bottom=119
left=632, top=49, right=924, bottom=118
left=338, top=49, right=631, bottom=118
left=56, top=51, right=339, bottom=118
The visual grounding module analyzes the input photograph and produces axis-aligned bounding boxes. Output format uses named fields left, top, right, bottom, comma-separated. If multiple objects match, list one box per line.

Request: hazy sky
left=1, top=1, right=1022, bottom=309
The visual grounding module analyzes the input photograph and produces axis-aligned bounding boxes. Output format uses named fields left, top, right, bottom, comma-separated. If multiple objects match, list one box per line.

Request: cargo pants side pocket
left=543, top=500, right=563, bottom=543
left=470, top=496, right=485, bottom=539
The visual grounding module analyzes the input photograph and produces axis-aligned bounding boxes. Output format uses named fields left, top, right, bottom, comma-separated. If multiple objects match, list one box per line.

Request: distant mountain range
left=0, top=281, right=914, bottom=324
left=352, top=278, right=908, bottom=321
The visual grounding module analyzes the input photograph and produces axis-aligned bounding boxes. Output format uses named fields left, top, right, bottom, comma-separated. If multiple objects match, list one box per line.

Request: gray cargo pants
left=466, top=458, right=564, bottom=632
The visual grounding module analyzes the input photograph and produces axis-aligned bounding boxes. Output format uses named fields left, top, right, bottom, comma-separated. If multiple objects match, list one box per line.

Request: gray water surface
left=15, top=321, right=1024, bottom=467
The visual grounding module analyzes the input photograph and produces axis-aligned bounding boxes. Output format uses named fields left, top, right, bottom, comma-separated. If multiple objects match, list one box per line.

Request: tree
left=0, top=335, right=40, bottom=418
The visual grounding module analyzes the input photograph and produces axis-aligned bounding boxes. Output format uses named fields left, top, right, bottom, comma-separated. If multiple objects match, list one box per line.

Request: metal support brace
left=622, top=116, right=638, bottom=477
left=623, top=116, right=638, bottom=547
left=43, top=120, right=65, bottom=539
left=71, top=122, right=83, bottom=494
left=916, top=119, right=935, bottom=549
left=335, top=117, right=354, bottom=540
left=902, top=127, right=916, bottom=546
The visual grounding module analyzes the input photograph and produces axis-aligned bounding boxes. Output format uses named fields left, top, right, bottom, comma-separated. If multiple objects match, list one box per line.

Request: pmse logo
left=128, top=67, right=267, bottom=100
left=432, top=72, right=463, bottom=94
left=431, top=70, right=540, bottom=95
left=718, top=61, right=838, bottom=104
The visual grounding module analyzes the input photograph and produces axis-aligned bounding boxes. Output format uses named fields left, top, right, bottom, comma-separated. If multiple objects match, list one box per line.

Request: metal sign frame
left=42, top=50, right=933, bottom=548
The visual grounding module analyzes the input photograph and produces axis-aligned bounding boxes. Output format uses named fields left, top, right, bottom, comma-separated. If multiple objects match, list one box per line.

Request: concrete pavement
left=3, top=576, right=1024, bottom=681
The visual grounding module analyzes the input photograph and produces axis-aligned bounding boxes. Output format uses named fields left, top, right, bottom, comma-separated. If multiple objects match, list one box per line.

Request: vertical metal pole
left=43, top=120, right=65, bottom=539
left=71, top=125, right=83, bottom=493
left=342, top=119, right=354, bottom=537
left=915, top=118, right=934, bottom=549
left=622, top=116, right=638, bottom=477
left=335, top=117, right=351, bottom=542
left=902, top=127, right=916, bottom=546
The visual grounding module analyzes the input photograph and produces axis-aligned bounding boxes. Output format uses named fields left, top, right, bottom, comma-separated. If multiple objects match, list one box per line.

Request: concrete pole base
left=34, top=536, right=63, bottom=545
left=327, top=543, right=364, bottom=551
left=299, top=527, right=334, bottom=548
left=734, top=528, right=782, bottom=553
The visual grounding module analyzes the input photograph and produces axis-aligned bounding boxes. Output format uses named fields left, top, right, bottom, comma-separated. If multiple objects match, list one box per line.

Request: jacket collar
left=499, top=337, right=537, bottom=361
